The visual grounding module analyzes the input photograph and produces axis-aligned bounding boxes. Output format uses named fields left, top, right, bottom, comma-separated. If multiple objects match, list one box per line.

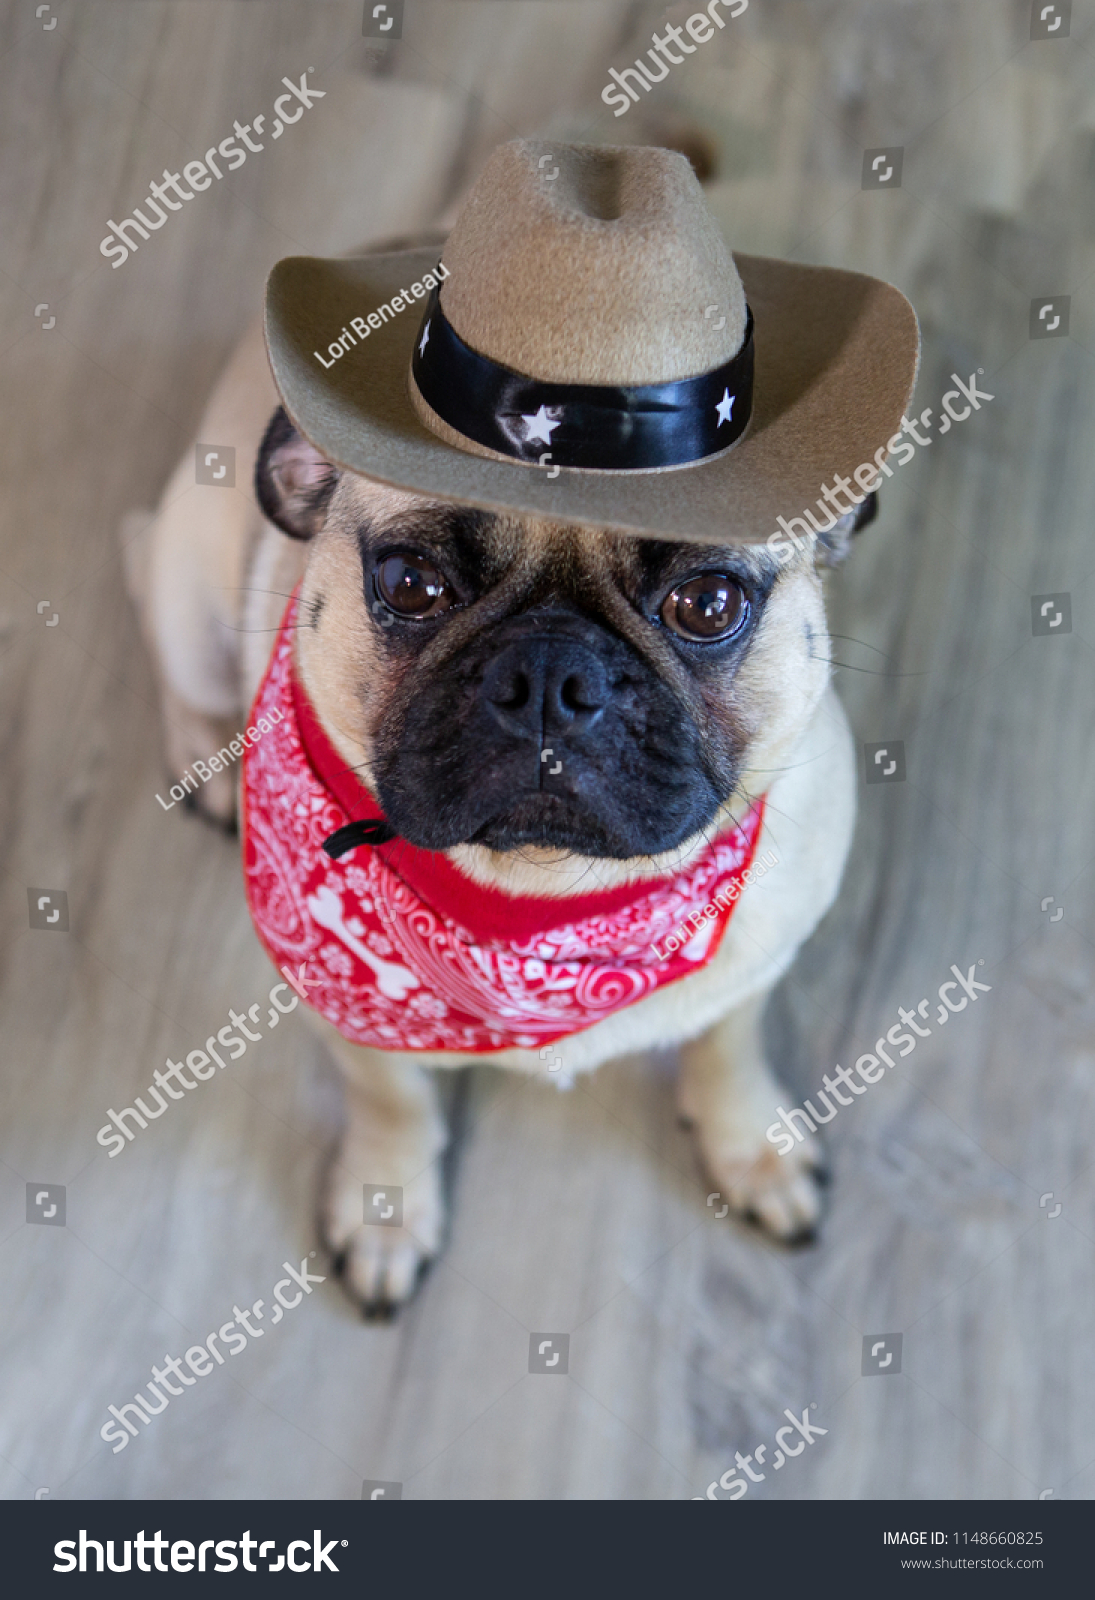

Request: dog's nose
left=481, top=637, right=611, bottom=741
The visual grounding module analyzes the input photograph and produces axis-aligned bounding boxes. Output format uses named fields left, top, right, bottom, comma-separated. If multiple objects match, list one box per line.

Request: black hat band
left=410, top=282, right=753, bottom=473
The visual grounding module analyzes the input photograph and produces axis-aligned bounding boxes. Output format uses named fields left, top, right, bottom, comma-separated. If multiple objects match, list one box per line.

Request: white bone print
left=307, top=884, right=421, bottom=1001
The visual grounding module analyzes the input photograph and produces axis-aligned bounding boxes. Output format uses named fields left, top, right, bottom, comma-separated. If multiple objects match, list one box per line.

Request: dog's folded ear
left=255, top=406, right=339, bottom=540
left=814, top=491, right=879, bottom=567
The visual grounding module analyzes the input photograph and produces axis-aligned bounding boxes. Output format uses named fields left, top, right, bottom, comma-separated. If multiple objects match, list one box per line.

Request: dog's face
left=256, top=410, right=872, bottom=880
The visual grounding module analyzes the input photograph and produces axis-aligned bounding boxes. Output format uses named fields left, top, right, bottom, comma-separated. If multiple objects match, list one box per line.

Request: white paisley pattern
left=241, top=597, right=764, bottom=1054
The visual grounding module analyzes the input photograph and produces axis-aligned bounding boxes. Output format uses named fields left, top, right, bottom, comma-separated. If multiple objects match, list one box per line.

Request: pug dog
left=124, top=141, right=916, bottom=1313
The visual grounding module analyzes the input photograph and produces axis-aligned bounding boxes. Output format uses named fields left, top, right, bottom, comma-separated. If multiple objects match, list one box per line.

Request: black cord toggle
left=321, top=818, right=398, bottom=859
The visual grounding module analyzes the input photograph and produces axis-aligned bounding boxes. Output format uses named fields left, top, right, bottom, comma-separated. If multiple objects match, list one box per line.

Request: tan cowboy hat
left=263, top=138, right=919, bottom=546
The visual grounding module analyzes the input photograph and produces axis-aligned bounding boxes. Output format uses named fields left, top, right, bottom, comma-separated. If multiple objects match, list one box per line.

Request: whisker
left=217, top=623, right=315, bottom=635
left=221, top=587, right=300, bottom=601
left=812, top=652, right=925, bottom=678
left=826, top=633, right=901, bottom=662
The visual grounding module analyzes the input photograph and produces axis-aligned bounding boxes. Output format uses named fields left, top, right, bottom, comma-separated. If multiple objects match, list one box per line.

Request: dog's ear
left=254, top=406, right=339, bottom=540
left=814, top=491, right=878, bottom=568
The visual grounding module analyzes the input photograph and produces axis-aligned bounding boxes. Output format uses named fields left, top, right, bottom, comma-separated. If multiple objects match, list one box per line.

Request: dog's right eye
left=660, top=573, right=747, bottom=641
left=373, top=552, right=456, bottom=620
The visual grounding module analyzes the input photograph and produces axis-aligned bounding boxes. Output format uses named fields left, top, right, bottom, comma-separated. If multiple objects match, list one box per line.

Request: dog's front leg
left=678, top=990, right=826, bottom=1244
left=321, top=1036, right=448, bottom=1315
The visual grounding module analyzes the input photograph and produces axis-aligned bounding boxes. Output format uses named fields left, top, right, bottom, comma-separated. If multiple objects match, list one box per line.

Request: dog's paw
left=702, top=1132, right=826, bottom=1245
left=322, top=1158, right=445, bottom=1317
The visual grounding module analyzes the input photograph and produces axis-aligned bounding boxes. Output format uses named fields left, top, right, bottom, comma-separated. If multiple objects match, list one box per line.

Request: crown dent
left=439, top=140, right=748, bottom=387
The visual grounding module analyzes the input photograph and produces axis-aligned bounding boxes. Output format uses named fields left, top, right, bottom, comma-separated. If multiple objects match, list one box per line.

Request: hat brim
left=264, top=247, right=919, bottom=547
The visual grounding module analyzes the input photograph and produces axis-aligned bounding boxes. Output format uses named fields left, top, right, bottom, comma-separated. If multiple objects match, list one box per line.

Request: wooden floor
left=2, top=0, right=1095, bottom=1500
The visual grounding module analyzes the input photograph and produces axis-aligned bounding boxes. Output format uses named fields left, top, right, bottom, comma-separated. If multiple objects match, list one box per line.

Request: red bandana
left=241, top=593, right=766, bottom=1054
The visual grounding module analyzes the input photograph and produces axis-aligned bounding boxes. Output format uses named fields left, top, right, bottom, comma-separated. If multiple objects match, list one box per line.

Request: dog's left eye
left=374, top=552, right=456, bottom=620
left=660, top=574, right=746, bottom=641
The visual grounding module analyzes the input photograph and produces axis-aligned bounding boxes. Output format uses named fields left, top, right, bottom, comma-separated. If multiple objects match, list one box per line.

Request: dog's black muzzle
left=374, top=608, right=721, bottom=858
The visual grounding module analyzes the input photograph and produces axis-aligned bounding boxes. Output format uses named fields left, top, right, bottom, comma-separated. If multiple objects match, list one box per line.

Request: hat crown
left=439, top=140, right=747, bottom=386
